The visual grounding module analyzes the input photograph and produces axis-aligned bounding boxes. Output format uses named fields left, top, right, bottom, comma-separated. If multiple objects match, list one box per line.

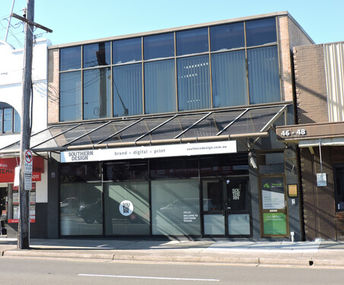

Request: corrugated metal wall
left=324, top=43, right=344, bottom=122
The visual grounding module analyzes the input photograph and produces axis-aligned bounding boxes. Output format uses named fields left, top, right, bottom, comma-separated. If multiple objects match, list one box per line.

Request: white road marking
left=78, top=273, right=220, bottom=282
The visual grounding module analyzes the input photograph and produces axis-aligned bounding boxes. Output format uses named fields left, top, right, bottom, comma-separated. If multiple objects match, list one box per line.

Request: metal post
left=18, top=0, right=34, bottom=250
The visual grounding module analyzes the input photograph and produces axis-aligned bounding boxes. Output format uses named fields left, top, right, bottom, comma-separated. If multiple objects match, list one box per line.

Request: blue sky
left=1, top=0, right=344, bottom=48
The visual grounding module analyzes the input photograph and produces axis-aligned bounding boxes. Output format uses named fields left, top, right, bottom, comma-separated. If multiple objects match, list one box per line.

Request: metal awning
left=0, top=104, right=289, bottom=154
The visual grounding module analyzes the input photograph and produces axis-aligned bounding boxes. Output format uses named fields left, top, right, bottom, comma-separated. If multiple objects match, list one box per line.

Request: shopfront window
left=151, top=179, right=201, bottom=236
left=104, top=181, right=150, bottom=235
left=60, top=182, right=103, bottom=236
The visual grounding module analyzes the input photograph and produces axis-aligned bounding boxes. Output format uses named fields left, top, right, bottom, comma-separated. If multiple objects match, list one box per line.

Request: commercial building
left=277, top=41, right=344, bottom=240
left=0, top=39, right=49, bottom=237
left=1, top=12, right=313, bottom=240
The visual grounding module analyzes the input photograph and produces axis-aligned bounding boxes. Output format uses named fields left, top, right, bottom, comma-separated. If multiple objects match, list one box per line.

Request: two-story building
left=0, top=39, right=49, bottom=237
left=277, top=41, right=344, bottom=241
left=1, top=12, right=313, bottom=240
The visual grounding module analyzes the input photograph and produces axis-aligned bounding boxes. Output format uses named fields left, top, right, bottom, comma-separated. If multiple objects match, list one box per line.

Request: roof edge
left=49, top=11, right=290, bottom=49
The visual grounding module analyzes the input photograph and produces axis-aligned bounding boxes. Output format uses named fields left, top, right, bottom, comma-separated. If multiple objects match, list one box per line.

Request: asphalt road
left=1, top=257, right=344, bottom=285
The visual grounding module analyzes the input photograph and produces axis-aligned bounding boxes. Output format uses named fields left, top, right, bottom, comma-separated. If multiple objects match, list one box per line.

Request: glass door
left=202, top=178, right=250, bottom=236
left=203, top=179, right=225, bottom=235
left=260, top=176, right=288, bottom=237
left=226, top=179, right=251, bottom=236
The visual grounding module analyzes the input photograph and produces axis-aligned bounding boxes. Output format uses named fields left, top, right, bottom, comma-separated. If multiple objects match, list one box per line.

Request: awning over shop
left=1, top=104, right=289, bottom=154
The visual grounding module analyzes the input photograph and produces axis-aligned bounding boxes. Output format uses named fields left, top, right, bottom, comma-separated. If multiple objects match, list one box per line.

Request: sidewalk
left=1, top=238, right=344, bottom=268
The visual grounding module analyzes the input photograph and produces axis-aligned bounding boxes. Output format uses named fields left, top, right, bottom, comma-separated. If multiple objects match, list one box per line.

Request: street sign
left=24, top=149, right=33, bottom=174
left=24, top=173, right=32, bottom=191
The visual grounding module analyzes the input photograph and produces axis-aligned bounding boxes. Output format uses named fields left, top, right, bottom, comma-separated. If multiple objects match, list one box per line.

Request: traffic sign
left=24, top=149, right=33, bottom=174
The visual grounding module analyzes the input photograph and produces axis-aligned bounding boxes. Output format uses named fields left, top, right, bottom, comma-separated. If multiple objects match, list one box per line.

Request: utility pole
left=15, top=0, right=52, bottom=249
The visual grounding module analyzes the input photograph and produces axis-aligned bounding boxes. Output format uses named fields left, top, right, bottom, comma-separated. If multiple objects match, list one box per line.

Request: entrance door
left=202, top=178, right=250, bottom=236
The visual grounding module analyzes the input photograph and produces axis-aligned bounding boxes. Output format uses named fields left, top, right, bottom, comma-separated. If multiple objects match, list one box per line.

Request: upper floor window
left=0, top=103, right=20, bottom=134
left=246, top=17, right=277, bottom=46
left=176, top=28, right=208, bottom=56
left=83, top=42, right=110, bottom=68
left=113, top=38, right=141, bottom=64
left=210, top=22, right=244, bottom=51
left=144, top=33, right=174, bottom=60
left=60, top=46, right=81, bottom=71
left=58, top=16, right=281, bottom=122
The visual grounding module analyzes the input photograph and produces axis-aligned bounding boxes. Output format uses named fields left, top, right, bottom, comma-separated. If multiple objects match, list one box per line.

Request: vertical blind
left=177, top=55, right=211, bottom=111
left=144, top=60, right=176, bottom=114
left=113, top=64, right=142, bottom=117
left=248, top=46, right=280, bottom=104
left=212, top=50, right=247, bottom=107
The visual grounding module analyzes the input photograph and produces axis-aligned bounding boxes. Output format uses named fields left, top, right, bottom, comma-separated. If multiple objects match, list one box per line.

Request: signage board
left=24, top=149, right=33, bottom=174
left=0, top=157, right=44, bottom=183
left=317, top=173, right=327, bottom=187
left=60, top=140, right=237, bottom=163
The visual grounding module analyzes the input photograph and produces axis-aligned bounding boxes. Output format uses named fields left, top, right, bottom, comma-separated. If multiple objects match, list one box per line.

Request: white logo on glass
left=119, top=200, right=134, bottom=216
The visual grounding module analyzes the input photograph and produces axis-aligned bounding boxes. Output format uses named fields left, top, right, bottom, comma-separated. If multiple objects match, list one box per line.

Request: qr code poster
left=119, top=200, right=134, bottom=216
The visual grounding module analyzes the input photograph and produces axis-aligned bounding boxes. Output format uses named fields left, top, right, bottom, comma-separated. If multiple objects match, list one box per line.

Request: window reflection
left=83, top=42, right=110, bottom=68
left=113, top=64, right=142, bottom=116
left=210, top=22, right=244, bottom=51
left=60, top=71, right=81, bottom=121
left=83, top=68, right=111, bottom=120
left=113, top=38, right=141, bottom=64
left=176, top=28, right=208, bottom=56
left=144, top=33, right=174, bottom=60
left=60, top=46, right=81, bottom=71
left=246, top=17, right=276, bottom=47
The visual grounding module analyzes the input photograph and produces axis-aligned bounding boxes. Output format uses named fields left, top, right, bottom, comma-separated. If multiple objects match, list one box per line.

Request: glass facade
left=58, top=16, right=281, bottom=121
left=59, top=154, right=249, bottom=237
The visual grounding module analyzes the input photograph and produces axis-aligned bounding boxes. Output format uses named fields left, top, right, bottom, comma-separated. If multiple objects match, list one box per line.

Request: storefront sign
left=317, top=173, right=327, bottom=187
left=61, top=140, right=237, bottom=163
left=263, top=213, right=287, bottom=235
left=0, top=157, right=44, bottom=183
left=262, top=178, right=285, bottom=210
left=183, top=211, right=199, bottom=223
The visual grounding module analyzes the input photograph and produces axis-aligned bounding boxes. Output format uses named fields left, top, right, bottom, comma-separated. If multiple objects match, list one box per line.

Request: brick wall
left=301, top=146, right=344, bottom=240
left=293, top=45, right=328, bottom=124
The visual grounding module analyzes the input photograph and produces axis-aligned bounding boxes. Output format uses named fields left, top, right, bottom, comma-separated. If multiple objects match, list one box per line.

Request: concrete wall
left=0, top=39, right=49, bottom=148
left=47, top=48, right=59, bottom=124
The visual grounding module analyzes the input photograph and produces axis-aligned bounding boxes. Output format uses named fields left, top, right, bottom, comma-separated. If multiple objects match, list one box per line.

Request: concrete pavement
left=1, top=238, right=344, bottom=268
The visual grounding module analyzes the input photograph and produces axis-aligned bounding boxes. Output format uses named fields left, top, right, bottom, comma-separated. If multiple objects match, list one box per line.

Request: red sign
left=0, top=157, right=44, bottom=183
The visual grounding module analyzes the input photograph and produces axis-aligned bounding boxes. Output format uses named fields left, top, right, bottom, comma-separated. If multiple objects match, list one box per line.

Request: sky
left=1, top=0, right=344, bottom=48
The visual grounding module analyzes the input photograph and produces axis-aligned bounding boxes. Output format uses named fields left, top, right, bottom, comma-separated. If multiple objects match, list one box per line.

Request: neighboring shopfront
left=0, top=39, right=49, bottom=237
left=277, top=42, right=344, bottom=241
